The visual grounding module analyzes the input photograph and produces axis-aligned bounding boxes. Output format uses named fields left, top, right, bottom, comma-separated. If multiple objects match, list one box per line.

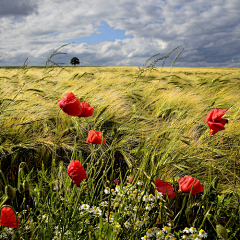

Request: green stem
left=52, top=109, right=61, bottom=165
left=209, top=135, right=214, bottom=184
left=0, top=170, right=7, bottom=186
left=51, top=109, right=60, bottom=190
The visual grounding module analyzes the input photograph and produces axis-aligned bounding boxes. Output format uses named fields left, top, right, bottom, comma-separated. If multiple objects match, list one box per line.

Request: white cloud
left=0, top=0, right=240, bottom=67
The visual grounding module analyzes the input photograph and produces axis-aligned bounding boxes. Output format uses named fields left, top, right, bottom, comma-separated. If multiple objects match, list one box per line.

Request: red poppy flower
left=156, top=180, right=176, bottom=199
left=67, top=160, right=87, bottom=185
left=178, top=175, right=203, bottom=195
left=78, top=102, right=94, bottom=117
left=86, top=130, right=106, bottom=144
left=58, top=92, right=82, bottom=116
left=204, top=108, right=228, bottom=135
left=0, top=206, right=20, bottom=228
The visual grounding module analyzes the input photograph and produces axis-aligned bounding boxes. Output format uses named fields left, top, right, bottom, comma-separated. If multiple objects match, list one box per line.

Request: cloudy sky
left=0, top=0, right=240, bottom=67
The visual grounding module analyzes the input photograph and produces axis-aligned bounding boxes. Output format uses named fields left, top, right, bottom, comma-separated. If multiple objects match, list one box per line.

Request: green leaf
left=216, top=224, right=228, bottom=240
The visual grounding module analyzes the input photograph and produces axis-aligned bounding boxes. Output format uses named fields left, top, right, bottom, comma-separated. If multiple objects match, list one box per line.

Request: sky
left=0, top=0, right=240, bottom=68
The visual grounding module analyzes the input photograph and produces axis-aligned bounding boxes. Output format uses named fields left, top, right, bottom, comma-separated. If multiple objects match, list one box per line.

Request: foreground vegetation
left=1, top=52, right=240, bottom=239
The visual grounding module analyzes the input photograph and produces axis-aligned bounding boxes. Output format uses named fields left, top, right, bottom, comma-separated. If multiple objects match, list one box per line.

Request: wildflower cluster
left=140, top=225, right=208, bottom=240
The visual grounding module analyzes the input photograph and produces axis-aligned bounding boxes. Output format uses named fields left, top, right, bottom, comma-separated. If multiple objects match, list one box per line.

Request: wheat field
left=1, top=66, right=240, bottom=191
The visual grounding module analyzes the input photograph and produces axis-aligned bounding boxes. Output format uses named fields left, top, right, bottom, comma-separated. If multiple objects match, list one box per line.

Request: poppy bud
left=23, top=180, right=30, bottom=191
left=5, top=185, right=16, bottom=200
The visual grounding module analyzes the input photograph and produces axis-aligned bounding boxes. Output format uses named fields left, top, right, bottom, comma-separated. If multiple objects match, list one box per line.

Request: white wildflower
left=124, top=221, right=131, bottom=229
left=146, top=228, right=154, bottom=238
left=148, top=194, right=155, bottom=201
left=143, top=195, right=149, bottom=202
left=190, top=227, right=197, bottom=233
left=100, top=201, right=108, bottom=207
left=80, top=204, right=90, bottom=211
left=199, top=229, right=208, bottom=238
left=104, top=187, right=110, bottom=194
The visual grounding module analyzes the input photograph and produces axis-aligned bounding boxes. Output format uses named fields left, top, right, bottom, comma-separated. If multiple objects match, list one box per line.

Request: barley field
left=1, top=64, right=240, bottom=239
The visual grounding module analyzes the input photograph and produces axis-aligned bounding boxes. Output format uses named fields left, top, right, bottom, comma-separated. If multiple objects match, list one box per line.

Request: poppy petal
left=67, top=160, right=87, bottom=185
left=207, top=122, right=225, bottom=135
left=204, top=109, right=214, bottom=123
left=86, top=130, right=106, bottom=144
left=205, top=108, right=228, bottom=135
left=212, top=108, right=227, bottom=122
left=78, top=102, right=94, bottom=117
left=156, top=180, right=176, bottom=199
left=0, top=207, right=20, bottom=228
left=178, top=175, right=203, bottom=195
left=58, top=92, right=82, bottom=116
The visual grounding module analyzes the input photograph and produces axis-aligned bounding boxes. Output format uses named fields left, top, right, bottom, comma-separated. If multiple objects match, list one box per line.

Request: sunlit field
left=1, top=59, right=240, bottom=239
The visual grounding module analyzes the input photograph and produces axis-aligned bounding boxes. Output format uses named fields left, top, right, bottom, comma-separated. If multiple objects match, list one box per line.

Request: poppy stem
left=51, top=109, right=61, bottom=188
left=0, top=170, right=7, bottom=186
left=209, top=135, right=214, bottom=184
left=52, top=109, right=61, bottom=166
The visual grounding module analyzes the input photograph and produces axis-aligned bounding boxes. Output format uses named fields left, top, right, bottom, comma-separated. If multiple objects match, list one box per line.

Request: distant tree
left=70, top=57, right=80, bottom=66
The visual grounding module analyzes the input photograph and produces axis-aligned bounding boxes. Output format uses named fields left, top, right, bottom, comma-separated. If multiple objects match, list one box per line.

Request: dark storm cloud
left=0, top=0, right=38, bottom=17
left=0, top=0, right=240, bottom=68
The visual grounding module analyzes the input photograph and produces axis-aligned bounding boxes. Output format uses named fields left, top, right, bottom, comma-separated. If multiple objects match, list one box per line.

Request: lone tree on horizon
left=70, top=57, right=80, bottom=66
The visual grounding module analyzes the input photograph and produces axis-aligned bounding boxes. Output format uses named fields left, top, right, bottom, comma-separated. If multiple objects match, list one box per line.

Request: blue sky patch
left=63, top=21, right=133, bottom=45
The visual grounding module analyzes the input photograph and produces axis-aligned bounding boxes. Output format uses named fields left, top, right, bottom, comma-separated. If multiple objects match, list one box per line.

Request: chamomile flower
left=162, top=226, right=170, bottom=234
left=137, top=180, right=143, bottom=186
left=156, top=230, right=164, bottom=239
left=153, top=227, right=160, bottom=234
left=126, top=210, right=132, bottom=215
left=89, top=206, right=97, bottom=213
left=115, top=185, right=120, bottom=192
left=133, top=205, right=138, bottom=211
left=115, top=193, right=122, bottom=201
left=181, top=234, right=189, bottom=239
left=135, top=219, right=143, bottom=227
left=104, top=187, right=110, bottom=194
left=146, top=204, right=152, bottom=211
left=148, top=194, right=155, bottom=201
left=166, top=233, right=176, bottom=239
left=94, top=207, right=102, bottom=217
left=143, top=213, right=150, bottom=221
left=183, top=227, right=190, bottom=234
left=199, top=229, right=208, bottom=238
left=146, top=228, right=154, bottom=237
left=156, top=191, right=163, bottom=199
left=142, top=218, right=148, bottom=226
left=111, top=188, right=116, bottom=195
left=190, top=227, right=197, bottom=234
left=80, top=204, right=90, bottom=211
left=129, top=193, right=135, bottom=200
left=124, top=221, right=131, bottom=229
left=100, top=201, right=108, bottom=207
left=25, top=225, right=30, bottom=230
left=143, top=195, right=149, bottom=202
left=141, top=235, right=148, bottom=239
